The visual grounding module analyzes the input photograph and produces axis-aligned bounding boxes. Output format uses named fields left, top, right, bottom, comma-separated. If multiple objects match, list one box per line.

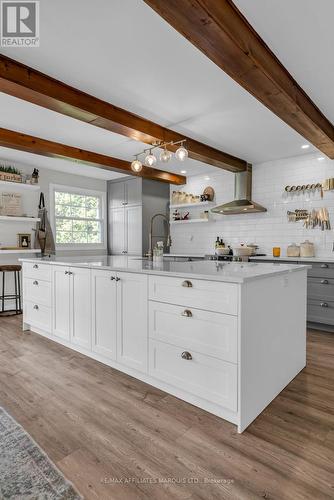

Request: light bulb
left=160, top=148, right=172, bottom=163
left=145, top=151, right=157, bottom=167
left=175, top=144, right=188, bottom=161
left=131, top=159, right=142, bottom=172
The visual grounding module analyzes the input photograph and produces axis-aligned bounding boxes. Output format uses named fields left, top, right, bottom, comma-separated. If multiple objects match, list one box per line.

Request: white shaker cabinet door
left=109, top=207, right=126, bottom=255
left=91, top=270, right=117, bottom=360
left=116, top=272, right=148, bottom=372
left=70, top=267, right=91, bottom=350
left=126, top=205, right=142, bottom=256
left=52, top=266, right=70, bottom=341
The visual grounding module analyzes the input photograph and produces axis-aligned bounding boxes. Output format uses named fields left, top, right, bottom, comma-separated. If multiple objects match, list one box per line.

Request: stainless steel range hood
left=211, top=165, right=266, bottom=215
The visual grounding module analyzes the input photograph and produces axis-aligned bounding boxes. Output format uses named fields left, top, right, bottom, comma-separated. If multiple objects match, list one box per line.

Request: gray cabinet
left=254, top=258, right=334, bottom=331
left=108, top=177, right=169, bottom=256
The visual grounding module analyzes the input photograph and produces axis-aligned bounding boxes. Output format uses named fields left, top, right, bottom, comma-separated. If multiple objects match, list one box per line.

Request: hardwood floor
left=0, top=317, right=334, bottom=500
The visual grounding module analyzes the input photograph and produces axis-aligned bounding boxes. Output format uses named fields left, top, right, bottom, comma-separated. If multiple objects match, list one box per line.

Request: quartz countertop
left=20, top=255, right=308, bottom=284
left=250, top=256, right=334, bottom=263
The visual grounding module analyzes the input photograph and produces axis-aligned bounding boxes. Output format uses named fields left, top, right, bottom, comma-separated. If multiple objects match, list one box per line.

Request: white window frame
left=50, top=183, right=107, bottom=251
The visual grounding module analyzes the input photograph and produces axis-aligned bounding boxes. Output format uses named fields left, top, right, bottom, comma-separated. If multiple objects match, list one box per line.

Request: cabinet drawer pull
left=182, top=280, right=193, bottom=288
left=33, top=280, right=39, bottom=286
left=320, top=302, right=328, bottom=308
left=33, top=264, right=39, bottom=269
left=181, top=309, right=192, bottom=318
left=33, top=304, right=39, bottom=310
left=321, top=279, right=329, bottom=284
left=321, top=264, right=329, bottom=268
left=181, top=351, right=192, bottom=360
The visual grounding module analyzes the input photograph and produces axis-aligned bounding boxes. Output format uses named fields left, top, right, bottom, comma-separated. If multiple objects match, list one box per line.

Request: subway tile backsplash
left=170, top=153, right=334, bottom=257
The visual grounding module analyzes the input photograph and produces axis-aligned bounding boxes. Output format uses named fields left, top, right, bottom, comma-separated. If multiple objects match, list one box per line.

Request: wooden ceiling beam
left=0, top=128, right=186, bottom=185
left=144, top=0, right=334, bottom=158
left=0, top=54, right=247, bottom=173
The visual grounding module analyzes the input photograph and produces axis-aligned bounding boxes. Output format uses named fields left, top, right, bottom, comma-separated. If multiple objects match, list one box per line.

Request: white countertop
left=250, top=256, right=334, bottom=263
left=20, top=255, right=308, bottom=283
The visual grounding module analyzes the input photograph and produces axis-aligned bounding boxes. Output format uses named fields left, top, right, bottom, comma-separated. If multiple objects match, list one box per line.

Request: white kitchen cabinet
left=91, top=269, right=117, bottom=360
left=52, top=266, right=71, bottom=341
left=70, top=267, right=91, bottom=349
left=109, top=205, right=142, bottom=255
left=109, top=206, right=126, bottom=255
left=126, top=205, right=142, bottom=255
left=117, top=272, right=148, bottom=372
left=52, top=266, right=91, bottom=346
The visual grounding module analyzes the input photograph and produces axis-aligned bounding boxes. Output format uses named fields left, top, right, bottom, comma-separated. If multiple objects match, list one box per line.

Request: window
left=50, top=185, right=106, bottom=249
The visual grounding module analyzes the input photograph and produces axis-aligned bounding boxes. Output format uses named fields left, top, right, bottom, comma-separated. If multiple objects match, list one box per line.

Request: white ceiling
left=235, top=0, right=334, bottom=124
left=0, top=0, right=332, bottom=179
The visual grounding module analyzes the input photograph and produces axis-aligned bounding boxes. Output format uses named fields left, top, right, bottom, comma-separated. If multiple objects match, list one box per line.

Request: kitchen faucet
left=147, top=213, right=172, bottom=260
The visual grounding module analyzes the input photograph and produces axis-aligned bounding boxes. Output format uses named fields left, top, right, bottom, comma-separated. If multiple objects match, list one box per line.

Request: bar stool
left=0, top=265, right=22, bottom=316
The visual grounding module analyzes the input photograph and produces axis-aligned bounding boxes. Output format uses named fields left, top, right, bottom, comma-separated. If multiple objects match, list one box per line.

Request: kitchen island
left=20, top=256, right=308, bottom=433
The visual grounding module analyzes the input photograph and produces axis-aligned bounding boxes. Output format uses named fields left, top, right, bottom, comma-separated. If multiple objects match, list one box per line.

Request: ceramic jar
left=300, top=240, right=315, bottom=258
left=287, top=243, right=300, bottom=257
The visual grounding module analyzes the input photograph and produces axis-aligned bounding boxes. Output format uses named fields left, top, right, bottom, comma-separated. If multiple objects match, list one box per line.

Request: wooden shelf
left=170, top=201, right=213, bottom=209
left=170, top=218, right=213, bottom=225
left=0, top=216, right=40, bottom=222
left=0, top=249, right=42, bottom=254
left=0, top=180, right=41, bottom=191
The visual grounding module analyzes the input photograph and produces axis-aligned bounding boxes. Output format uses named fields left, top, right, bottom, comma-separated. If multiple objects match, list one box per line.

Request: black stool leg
left=1, top=271, right=4, bottom=313
left=14, top=271, right=18, bottom=314
left=17, top=271, right=22, bottom=313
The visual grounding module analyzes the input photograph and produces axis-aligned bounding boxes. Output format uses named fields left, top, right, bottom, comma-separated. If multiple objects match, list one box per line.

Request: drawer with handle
left=308, top=277, right=334, bottom=301
left=149, top=340, right=237, bottom=411
left=307, top=262, right=334, bottom=279
left=149, top=275, right=238, bottom=315
left=24, top=300, right=51, bottom=332
left=149, top=301, right=238, bottom=363
left=23, top=278, right=52, bottom=307
left=23, top=262, right=52, bottom=282
left=307, top=299, right=334, bottom=325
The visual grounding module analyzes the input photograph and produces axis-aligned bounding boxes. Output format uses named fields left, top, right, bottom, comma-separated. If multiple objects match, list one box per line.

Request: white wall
left=170, top=153, right=334, bottom=257
left=0, top=161, right=107, bottom=310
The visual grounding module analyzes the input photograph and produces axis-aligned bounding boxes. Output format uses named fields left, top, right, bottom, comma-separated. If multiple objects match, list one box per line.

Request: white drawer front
left=149, top=302, right=238, bottom=363
left=149, top=340, right=237, bottom=411
left=24, top=278, right=51, bottom=307
left=23, top=262, right=51, bottom=282
left=149, top=276, right=238, bottom=315
left=24, top=300, right=51, bottom=333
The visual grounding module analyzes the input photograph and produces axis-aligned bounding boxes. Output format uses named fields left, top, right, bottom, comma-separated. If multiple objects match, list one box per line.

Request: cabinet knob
left=65, top=270, right=69, bottom=275
left=122, top=251, right=128, bottom=254
left=33, top=264, right=39, bottom=269
left=182, top=280, right=193, bottom=288
left=115, top=277, right=121, bottom=282
left=321, top=264, right=329, bottom=268
left=33, top=280, right=39, bottom=286
left=320, top=302, right=328, bottom=308
left=181, top=351, right=192, bottom=360
left=181, top=309, right=192, bottom=318
left=68, top=271, right=73, bottom=275
left=33, top=304, right=39, bottom=310
left=321, top=279, right=329, bottom=284
left=110, top=276, right=116, bottom=280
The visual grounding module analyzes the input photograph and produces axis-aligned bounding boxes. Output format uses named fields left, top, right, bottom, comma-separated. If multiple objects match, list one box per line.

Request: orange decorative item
left=273, top=247, right=281, bottom=257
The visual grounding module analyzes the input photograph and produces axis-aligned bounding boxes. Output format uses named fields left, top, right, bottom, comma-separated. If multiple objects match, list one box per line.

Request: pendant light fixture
left=160, top=146, right=172, bottom=163
left=175, top=142, right=188, bottom=161
left=144, top=149, right=157, bottom=167
left=131, top=155, right=143, bottom=172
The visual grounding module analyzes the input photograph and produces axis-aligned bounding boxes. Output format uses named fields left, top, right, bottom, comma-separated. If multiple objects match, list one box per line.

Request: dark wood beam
left=144, top=0, right=334, bottom=158
left=0, top=128, right=186, bottom=185
left=0, top=54, right=247, bottom=173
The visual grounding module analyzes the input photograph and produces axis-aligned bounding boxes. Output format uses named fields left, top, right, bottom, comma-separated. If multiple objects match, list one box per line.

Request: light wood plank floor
left=0, top=316, right=334, bottom=500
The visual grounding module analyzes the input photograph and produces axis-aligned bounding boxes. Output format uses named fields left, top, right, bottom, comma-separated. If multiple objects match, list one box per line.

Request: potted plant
left=0, top=165, right=22, bottom=183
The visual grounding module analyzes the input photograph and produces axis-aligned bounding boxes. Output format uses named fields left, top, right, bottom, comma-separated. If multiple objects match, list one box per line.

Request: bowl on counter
left=233, top=246, right=254, bottom=257
left=215, top=247, right=230, bottom=256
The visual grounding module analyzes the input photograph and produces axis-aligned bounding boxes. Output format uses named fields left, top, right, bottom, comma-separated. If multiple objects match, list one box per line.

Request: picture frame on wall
left=17, top=233, right=31, bottom=249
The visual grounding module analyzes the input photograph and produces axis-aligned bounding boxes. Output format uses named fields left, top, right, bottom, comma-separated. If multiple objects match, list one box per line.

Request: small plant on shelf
left=0, top=164, right=22, bottom=183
